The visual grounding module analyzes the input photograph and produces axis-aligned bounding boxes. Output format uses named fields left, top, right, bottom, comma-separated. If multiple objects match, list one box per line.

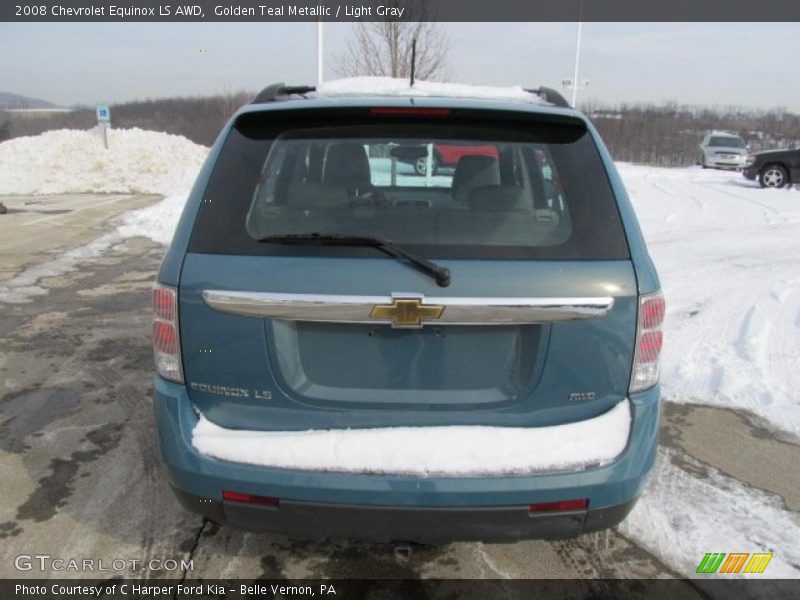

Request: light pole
left=571, top=19, right=583, bottom=106
left=563, top=0, right=588, bottom=107
left=317, top=21, right=324, bottom=86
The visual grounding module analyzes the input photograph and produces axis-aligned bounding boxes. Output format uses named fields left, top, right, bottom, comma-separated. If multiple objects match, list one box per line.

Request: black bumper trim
left=171, top=487, right=636, bottom=543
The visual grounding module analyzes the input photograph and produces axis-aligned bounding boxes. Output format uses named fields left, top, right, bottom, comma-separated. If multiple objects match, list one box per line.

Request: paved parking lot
left=0, top=195, right=797, bottom=584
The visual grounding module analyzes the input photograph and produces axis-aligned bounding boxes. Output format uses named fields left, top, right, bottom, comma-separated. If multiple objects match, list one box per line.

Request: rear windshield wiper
left=258, top=233, right=451, bottom=287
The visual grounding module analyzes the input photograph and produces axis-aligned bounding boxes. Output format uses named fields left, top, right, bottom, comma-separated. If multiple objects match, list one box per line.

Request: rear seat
left=323, top=142, right=372, bottom=191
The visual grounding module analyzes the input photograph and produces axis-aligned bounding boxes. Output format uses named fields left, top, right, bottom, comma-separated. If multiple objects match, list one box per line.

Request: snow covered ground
left=621, top=447, right=800, bottom=578
left=619, top=167, right=800, bottom=580
left=620, top=165, right=800, bottom=437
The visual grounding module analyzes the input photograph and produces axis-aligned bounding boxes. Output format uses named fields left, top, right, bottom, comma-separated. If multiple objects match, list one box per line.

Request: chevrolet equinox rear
left=153, top=80, right=663, bottom=543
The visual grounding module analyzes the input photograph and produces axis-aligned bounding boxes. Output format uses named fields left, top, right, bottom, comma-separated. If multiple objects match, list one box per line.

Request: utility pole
left=571, top=1, right=584, bottom=107
left=571, top=22, right=582, bottom=106
left=317, top=21, right=324, bottom=86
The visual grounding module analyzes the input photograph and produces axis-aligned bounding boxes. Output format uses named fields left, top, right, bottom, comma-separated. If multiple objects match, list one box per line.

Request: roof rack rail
left=525, top=86, right=571, bottom=108
left=252, top=83, right=316, bottom=104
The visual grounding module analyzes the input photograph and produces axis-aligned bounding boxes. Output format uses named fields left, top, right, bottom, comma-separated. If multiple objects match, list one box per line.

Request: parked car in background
left=743, top=147, right=799, bottom=188
left=153, top=80, right=663, bottom=543
left=698, top=131, right=748, bottom=170
left=393, top=142, right=499, bottom=176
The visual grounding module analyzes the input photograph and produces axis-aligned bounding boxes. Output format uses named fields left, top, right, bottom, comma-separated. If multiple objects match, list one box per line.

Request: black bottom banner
left=1, top=579, right=797, bottom=600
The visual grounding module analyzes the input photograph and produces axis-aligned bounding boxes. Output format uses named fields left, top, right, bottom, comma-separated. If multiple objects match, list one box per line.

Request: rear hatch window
left=189, top=108, right=629, bottom=259
left=180, top=107, right=637, bottom=429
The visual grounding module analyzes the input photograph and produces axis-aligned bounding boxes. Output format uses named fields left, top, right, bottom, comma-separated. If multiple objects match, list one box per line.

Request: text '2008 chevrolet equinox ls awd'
left=152, top=79, right=663, bottom=543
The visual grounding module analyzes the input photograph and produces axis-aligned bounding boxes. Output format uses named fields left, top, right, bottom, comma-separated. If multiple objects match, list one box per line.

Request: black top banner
left=4, top=0, right=800, bottom=22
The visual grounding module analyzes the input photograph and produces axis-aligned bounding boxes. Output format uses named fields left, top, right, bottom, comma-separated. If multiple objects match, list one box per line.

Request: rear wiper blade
left=259, top=233, right=451, bottom=287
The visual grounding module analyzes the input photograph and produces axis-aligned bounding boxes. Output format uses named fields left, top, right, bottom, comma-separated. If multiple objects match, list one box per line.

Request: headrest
left=452, top=156, right=501, bottom=203
left=323, top=143, right=372, bottom=187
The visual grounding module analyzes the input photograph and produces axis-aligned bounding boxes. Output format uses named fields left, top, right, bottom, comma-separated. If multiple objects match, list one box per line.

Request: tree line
left=0, top=92, right=250, bottom=147
left=2, top=96, right=798, bottom=167
left=585, top=101, right=800, bottom=166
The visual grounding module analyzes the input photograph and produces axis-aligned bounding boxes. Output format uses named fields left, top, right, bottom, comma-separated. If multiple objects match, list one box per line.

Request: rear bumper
left=705, top=154, right=747, bottom=169
left=171, top=486, right=635, bottom=543
left=154, top=377, right=660, bottom=541
left=708, top=161, right=745, bottom=169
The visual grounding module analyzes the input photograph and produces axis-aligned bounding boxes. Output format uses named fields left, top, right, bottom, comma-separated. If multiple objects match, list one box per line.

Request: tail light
left=629, top=291, right=665, bottom=393
left=369, top=108, right=451, bottom=116
left=153, top=282, right=183, bottom=383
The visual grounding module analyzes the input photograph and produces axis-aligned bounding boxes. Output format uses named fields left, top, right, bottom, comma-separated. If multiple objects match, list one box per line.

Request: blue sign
left=96, top=104, right=111, bottom=123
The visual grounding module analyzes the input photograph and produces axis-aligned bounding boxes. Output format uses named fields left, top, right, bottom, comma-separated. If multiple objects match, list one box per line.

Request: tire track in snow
left=620, top=164, right=800, bottom=436
left=618, top=165, right=800, bottom=578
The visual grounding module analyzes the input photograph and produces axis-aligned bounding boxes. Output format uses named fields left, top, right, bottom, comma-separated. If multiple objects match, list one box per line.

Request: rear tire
left=700, top=153, right=708, bottom=169
left=758, top=164, right=789, bottom=188
left=414, top=154, right=439, bottom=176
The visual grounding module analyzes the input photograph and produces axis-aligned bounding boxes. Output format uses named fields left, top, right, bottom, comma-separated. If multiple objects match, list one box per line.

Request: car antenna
left=410, top=38, right=416, bottom=87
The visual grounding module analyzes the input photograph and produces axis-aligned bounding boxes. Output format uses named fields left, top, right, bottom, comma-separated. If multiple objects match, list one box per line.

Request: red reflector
left=530, top=499, right=589, bottom=513
left=369, top=108, right=451, bottom=117
left=641, top=296, right=665, bottom=329
left=153, top=321, right=178, bottom=354
left=222, top=491, right=280, bottom=507
left=153, top=287, right=175, bottom=321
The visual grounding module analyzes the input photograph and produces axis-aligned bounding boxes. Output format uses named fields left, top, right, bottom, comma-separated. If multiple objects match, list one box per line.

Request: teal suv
left=152, top=82, right=663, bottom=543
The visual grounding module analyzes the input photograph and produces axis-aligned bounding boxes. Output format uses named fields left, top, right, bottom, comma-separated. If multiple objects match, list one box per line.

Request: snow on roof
left=192, top=399, right=631, bottom=476
left=316, top=77, right=547, bottom=105
left=708, top=130, right=742, bottom=137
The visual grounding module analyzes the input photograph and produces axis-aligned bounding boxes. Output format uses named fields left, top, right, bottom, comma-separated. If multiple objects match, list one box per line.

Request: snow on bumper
left=191, top=399, right=631, bottom=477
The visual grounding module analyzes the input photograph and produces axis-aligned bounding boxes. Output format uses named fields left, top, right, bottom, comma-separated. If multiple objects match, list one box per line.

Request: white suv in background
left=698, top=131, right=748, bottom=170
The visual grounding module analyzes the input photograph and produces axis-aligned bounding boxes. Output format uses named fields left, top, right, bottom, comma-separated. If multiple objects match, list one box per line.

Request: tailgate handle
left=202, top=291, right=614, bottom=328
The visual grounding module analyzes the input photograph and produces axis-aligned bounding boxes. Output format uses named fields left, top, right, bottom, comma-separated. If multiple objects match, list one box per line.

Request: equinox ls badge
left=369, top=296, right=445, bottom=328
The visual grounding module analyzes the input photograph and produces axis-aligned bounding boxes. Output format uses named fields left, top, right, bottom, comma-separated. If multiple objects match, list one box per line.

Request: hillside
left=0, top=92, right=57, bottom=109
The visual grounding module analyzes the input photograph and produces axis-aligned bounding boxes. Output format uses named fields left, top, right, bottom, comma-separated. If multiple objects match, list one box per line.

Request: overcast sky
left=1, top=22, right=798, bottom=111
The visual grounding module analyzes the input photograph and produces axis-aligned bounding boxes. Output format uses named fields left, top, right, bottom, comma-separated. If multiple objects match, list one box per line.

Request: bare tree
left=335, top=4, right=451, bottom=81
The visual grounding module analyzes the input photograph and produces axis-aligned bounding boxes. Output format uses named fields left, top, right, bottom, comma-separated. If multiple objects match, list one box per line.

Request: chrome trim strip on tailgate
left=202, top=291, right=614, bottom=326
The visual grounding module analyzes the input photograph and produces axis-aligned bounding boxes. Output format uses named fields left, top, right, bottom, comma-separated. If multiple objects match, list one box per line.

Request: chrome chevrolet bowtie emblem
left=369, top=297, right=445, bottom=328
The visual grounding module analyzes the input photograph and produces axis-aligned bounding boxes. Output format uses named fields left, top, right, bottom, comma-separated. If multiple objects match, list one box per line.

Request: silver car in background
left=698, top=131, right=748, bottom=170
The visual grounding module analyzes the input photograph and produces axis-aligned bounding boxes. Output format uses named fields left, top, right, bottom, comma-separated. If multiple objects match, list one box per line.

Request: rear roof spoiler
left=252, top=82, right=572, bottom=108
left=524, top=87, right=570, bottom=108
left=252, top=83, right=316, bottom=104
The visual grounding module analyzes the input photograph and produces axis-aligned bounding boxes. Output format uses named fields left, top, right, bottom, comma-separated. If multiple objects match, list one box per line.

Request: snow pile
left=318, top=77, right=545, bottom=104
left=620, top=165, right=800, bottom=435
left=621, top=448, right=800, bottom=578
left=192, top=399, right=631, bottom=476
left=115, top=192, right=190, bottom=245
left=0, top=127, right=206, bottom=195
